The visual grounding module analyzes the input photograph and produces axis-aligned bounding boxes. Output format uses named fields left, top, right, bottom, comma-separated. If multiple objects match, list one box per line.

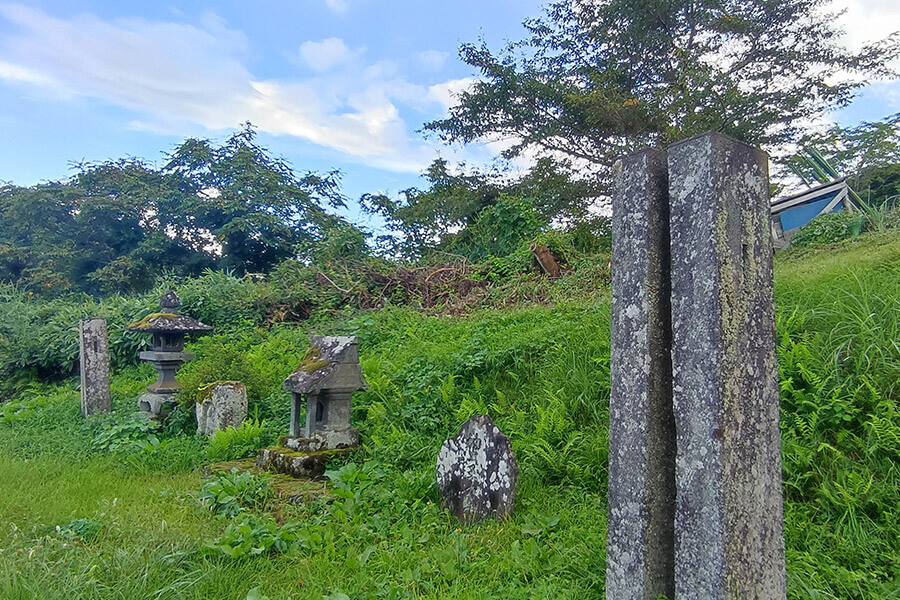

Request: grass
left=0, top=231, right=898, bottom=599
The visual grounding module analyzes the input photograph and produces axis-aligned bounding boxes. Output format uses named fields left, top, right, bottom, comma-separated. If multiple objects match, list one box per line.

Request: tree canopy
left=0, top=126, right=362, bottom=296
left=425, top=0, right=899, bottom=185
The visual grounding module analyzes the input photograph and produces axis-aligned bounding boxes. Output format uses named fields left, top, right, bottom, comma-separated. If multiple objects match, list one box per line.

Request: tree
left=165, top=123, right=350, bottom=274
left=426, top=0, right=899, bottom=187
left=790, top=113, right=900, bottom=204
left=361, top=157, right=597, bottom=258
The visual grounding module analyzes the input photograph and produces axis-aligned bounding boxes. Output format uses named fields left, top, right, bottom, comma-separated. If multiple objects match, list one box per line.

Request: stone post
left=667, top=132, right=786, bottom=598
left=79, top=318, right=111, bottom=416
left=607, top=149, right=676, bottom=600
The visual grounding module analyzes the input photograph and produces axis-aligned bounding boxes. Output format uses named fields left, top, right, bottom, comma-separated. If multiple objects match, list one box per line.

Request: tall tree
left=426, top=0, right=899, bottom=186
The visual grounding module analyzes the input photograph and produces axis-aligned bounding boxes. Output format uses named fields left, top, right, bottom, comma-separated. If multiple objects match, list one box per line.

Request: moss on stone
left=196, top=380, right=245, bottom=403
left=127, top=313, right=179, bottom=330
left=297, top=347, right=330, bottom=373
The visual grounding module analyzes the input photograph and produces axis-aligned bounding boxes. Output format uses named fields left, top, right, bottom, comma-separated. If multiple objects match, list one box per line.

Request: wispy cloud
left=298, top=38, right=360, bottom=72
left=0, top=4, right=472, bottom=173
left=325, top=0, right=349, bottom=15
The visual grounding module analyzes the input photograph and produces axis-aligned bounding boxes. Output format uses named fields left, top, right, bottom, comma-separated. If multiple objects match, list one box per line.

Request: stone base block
left=137, top=392, right=176, bottom=420
left=257, top=446, right=353, bottom=479
left=280, top=428, right=359, bottom=452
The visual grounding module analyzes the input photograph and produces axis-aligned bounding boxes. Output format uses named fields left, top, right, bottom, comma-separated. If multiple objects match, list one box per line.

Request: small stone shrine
left=436, top=414, right=518, bottom=525
left=127, top=290, right=212, bottom=419
left=257, top=336, right=368, bottom=478
left=196, top=382, right=247, bottom=435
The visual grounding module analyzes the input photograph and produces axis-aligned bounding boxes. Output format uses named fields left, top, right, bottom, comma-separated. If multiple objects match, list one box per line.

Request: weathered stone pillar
left=79, top=318, right=111, bottom=416
left=667, top=132, right=786, bottom=599
left=607, top=149, right=676, bottom=600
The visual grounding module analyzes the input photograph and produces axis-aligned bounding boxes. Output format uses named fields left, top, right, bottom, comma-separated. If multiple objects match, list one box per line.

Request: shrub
left=791, top=210, right=864, bottom=247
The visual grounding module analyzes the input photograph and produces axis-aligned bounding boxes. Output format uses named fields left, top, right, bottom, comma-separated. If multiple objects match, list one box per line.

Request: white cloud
left=428, top=77, right=477, bottom=110
left=325, top=0, right=349, bottom=14
left=0, top=4, right=476, bottom=174
left=298, top=37, right=357, bottom=72
left=417, top=50, right=449, bottom=72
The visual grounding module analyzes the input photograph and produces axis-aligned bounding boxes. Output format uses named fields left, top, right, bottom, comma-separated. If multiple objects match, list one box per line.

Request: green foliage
left=55, top=517, right=105, bottom=543
left=203, top=513, right=300, bottom=558
left=206, top=420, right=272, bottom=463
left=199, top=468, right=274, bottom=517
left=90, top=414, right=161, bottom=453
left=790, top=211, right=864, bottom=248
left=426, top=0, right=899, bottom=187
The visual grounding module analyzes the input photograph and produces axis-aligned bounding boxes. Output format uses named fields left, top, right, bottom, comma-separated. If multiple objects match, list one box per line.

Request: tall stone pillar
left=79, top=318, right=111, bottom=416
left=607, top=149, right=676, bottom=600
left=667, top=132, right=786, bottom=599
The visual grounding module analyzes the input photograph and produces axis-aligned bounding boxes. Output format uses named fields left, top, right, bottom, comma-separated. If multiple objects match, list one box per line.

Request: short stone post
left=79, top=318, right=111, bottom=416
left=196, top=382, right=248, bottom=435
left=607, top=149, right=676, bottom=599
left=667, top=132, right=786, bottom=598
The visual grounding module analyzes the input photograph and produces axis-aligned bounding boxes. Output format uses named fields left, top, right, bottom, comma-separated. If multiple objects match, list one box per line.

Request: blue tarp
left=779, top=191, right=842, bottom=231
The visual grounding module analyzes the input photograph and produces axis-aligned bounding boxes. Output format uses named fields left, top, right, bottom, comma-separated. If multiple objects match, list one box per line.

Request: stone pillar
left=79, top=318, right=111, bottom=416
left=607, top=149, right=676, bottom=600
left=667, top=132, right=786, bottom=598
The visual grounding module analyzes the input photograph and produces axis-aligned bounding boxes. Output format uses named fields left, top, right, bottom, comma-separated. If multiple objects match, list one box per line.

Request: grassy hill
left=0, top=231, right=898, bottom=599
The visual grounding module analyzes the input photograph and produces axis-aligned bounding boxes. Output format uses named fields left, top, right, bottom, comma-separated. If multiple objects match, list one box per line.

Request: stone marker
left=79, top=318, right=111, bottom=416
left=436, top=414, right=518, bottom=525
left=607, top=149, right=676, bottom=600
left=667, top=132, right=786, bottom=598
left=196, top=382, right=247, bottom=435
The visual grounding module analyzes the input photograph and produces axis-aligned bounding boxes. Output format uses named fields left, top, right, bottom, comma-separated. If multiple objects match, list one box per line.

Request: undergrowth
left=0, top=232, right=897, bottom=598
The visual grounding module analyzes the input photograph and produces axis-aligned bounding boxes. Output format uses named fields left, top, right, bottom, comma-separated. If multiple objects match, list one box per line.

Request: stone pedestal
left=256, top=446, right=354, bottom=478
left=196, top=382, right=248, bottom=435
left=607, top=149, right=676, bottom=599
left=79, top=318, right=111, bottom=417
left=667, top=132, right=786, bottom=599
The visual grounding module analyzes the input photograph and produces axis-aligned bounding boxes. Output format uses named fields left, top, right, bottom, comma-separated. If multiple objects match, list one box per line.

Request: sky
left=1, top=0, right=899, bottom=227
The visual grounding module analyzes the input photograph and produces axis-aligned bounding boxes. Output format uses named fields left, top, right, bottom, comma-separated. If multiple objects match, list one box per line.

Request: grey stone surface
left=257, top=446, right=353, bottom=478
left=284, top=336, right=368, bottom=439
left=196, top=382, right=248, bottom=435
left=607, top=149, right=676, bottom=600
left=79, top=318, right=111, bottom=417
left=284, top=428, right=359, bottom=452
left=436, top=414, right=518, bottom=524
left=667, top=132, right=786, bottom=599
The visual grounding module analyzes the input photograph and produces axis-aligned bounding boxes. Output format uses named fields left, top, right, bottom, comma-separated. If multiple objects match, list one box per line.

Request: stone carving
left=196, top=382, right=247, bottom=435
left=79, top=318, right=111, bottom=416
left=436, top=414, right=518, bottom=524
left=127, top=290, right=212, bottom=419
left=258, top=336, right=368, bottom=478
left=606, top=132, right=785, bottom=600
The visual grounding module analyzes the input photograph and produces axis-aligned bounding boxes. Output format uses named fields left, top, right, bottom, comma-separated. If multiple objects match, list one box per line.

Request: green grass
left=0, top=232, right=898, bottom=599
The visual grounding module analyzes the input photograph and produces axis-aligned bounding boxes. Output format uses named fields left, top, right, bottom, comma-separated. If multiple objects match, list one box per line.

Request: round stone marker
left=436, top=414, right=518, bottom=524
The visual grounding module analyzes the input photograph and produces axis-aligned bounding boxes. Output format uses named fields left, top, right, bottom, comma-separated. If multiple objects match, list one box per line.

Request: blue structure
left=770, top=178, right=853, bottom=248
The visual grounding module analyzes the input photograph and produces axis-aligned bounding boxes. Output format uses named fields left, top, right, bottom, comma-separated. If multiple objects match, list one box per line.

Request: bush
left=199, top=468, right=273, bottom=516
left=791, top=210, right=864, bottom=247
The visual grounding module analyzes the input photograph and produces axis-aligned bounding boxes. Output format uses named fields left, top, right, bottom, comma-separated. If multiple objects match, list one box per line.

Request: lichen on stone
left=196, top=380, right=245, bottom=403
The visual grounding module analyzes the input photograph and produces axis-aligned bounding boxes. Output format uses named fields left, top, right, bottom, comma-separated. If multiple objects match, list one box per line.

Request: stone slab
left=607, top=149, right=676, bottom=600
left=79, top=318, right=111, bottom=416
left=282, top=428, right=359, bottom=452
left=196, top=382, right=248, bottom=435
left=436, top=414, right=518, bottom=525
left=667, top=132, right=786, bottom=599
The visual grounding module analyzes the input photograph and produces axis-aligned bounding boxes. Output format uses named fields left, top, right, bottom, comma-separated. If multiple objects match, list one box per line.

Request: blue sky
left=1, top=0, right=899, bottom=227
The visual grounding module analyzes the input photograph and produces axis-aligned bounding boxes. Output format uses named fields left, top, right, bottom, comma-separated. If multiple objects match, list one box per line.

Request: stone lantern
left=127, top=290, right=212, bottom=419
left=282, top=336, right=368, bottom=450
